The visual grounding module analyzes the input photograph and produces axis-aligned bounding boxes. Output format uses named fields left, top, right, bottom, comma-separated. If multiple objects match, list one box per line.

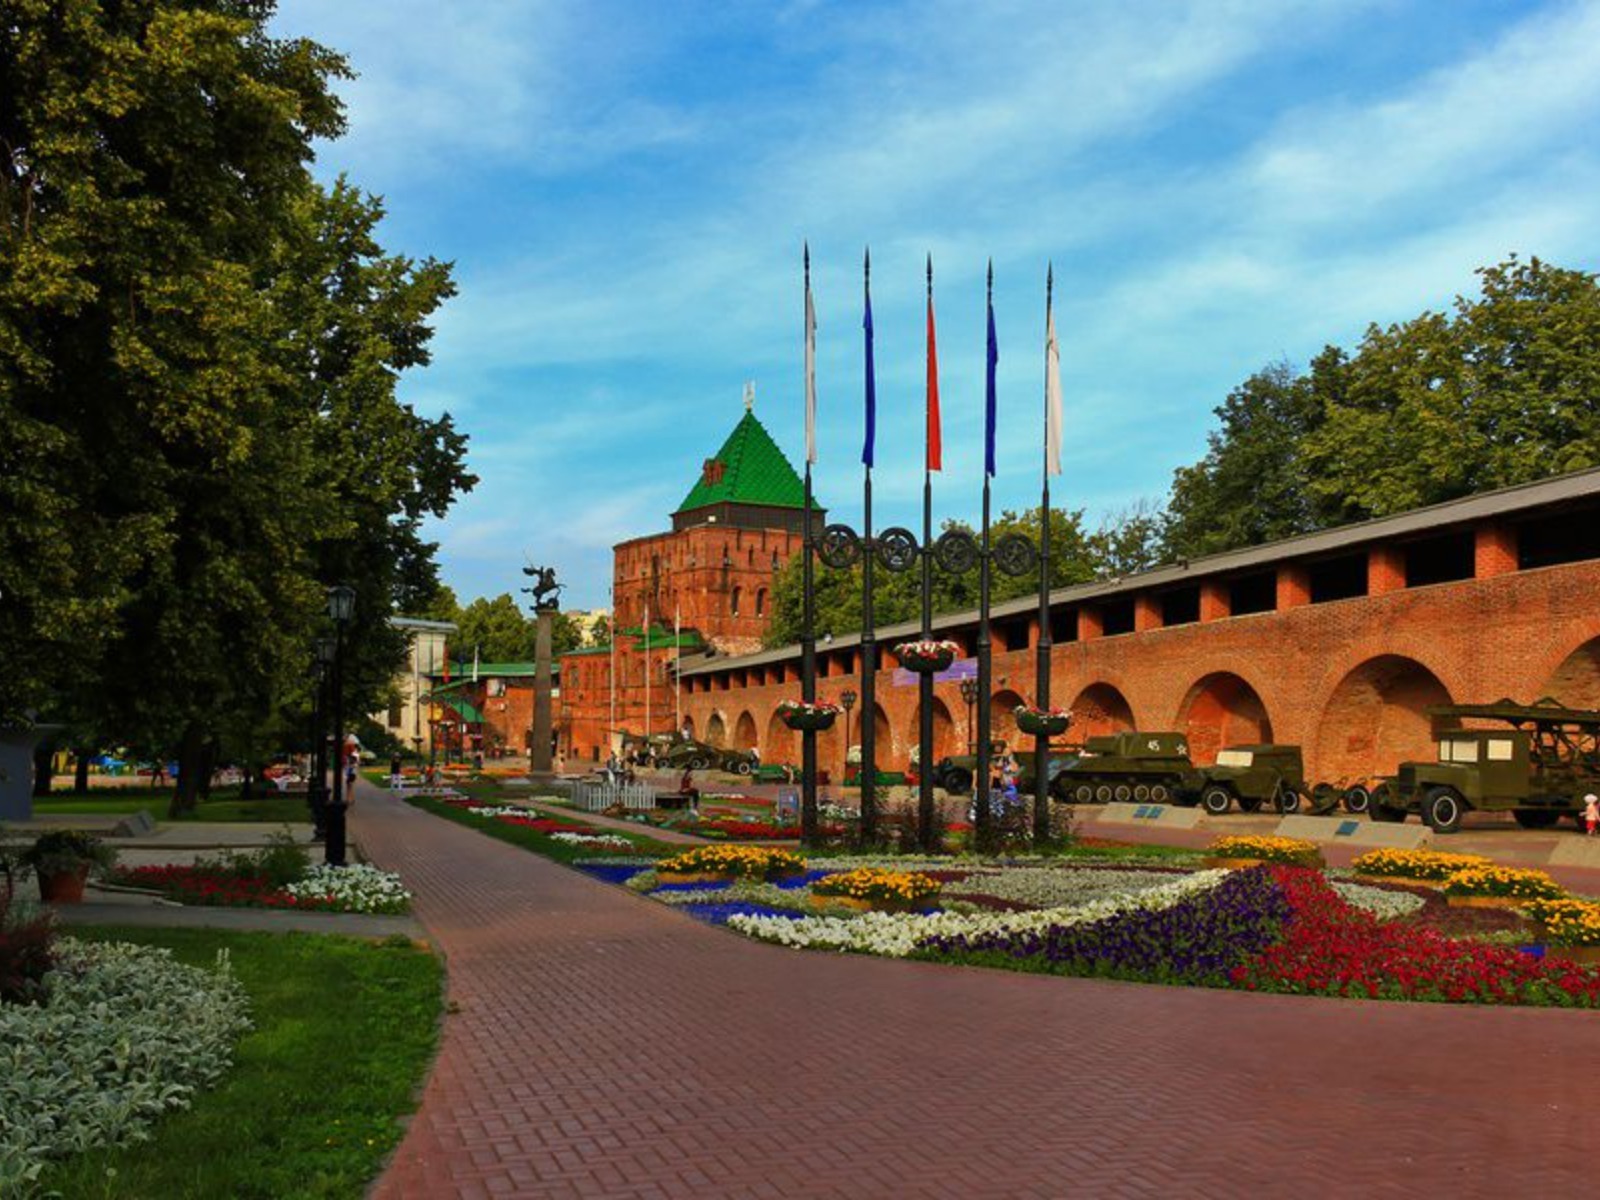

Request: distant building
left=381, top=617, right=457, bottom=755
left=565, top=608, right=612, bottom=647
left=559, top=396, right=822, bottom=761
left=422, top=662, right=552, bottom=760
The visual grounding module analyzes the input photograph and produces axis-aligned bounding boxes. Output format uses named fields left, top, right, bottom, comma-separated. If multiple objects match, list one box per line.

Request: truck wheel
left=1273, top=783, right=1299, bottom=815
left=944, top=767, right=973, bottom=796
left=1512, top=809, right=1559, bottom=829
left=1073, top=783, right=1096, bottom=804
left=1342, top=785, right=1371, bottom=815
left=1422, top=787, right=1465, bottom=834
left=733, top=760, right=752, bottom=776
left=1201, top=786, right=1233, bottom=816
left=1094, top=783, right=1113, bottom=803
left=688, top=756, right=707, bottom=771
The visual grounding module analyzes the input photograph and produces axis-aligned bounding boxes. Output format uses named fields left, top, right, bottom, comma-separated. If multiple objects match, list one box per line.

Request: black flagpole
left=800, top=243, right=818, bottom=844
left=918, top=255, right=936, bottom=852
left=976, top=260, right=995, bottom=853
left=1034, top=264, right=1054, bottom=843
left=860, top=248, right=878, bottom=844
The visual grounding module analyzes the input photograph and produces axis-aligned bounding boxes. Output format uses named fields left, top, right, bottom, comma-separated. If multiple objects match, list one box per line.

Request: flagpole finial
left=804, top=241, right=810, bottom=273
left=864, top=246, right=871, bottom=282
left=744, top=380, right=755, bottom=412
left=987, top=258, right=993, bottom=297
left=926, top=253, right=932, bottom=296
left=1047, top=261, right=1054, bottom=303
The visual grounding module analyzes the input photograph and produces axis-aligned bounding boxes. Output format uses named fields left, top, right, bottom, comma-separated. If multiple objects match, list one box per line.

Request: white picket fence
left=570, top=780, right=657, bottom=812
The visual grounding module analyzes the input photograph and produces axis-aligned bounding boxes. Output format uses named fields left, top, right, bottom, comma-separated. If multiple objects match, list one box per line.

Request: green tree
left=0, top=3, right=473, bottom=812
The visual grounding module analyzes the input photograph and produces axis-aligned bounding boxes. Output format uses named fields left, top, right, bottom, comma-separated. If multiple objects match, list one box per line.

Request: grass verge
left=406, top=793, right=678, bottom=862
left=32, top=786, right=311, bottom=823
left=38, top=927, right=442, bottom=1200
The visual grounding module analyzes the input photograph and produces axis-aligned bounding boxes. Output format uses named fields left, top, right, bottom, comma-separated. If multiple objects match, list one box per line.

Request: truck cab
left=1378, top=729, right=1532, bottom=832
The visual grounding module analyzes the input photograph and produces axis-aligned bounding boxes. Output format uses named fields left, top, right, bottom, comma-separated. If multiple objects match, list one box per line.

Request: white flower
left=550, top=832, right=633, bottom=850
left=1331, top=880, right=1427, bottom=921
left=726, top=870, right=1229, bottom=957
left=285, top=863, right=412, bottom=914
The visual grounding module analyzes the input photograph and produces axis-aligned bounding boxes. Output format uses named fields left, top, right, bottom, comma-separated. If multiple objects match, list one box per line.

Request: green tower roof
left=675, top=410, right=806, bottom=514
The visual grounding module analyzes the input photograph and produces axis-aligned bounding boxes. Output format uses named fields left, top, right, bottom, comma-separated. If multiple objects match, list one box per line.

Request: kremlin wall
left=558, top=400, right=1600, bottom=787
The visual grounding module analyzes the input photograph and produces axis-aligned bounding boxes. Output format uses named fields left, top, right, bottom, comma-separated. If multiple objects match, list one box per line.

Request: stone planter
left=1445, top=894, right=1539, bottom=910
left=37, top=865, right=91, bottom=904
left=1544, top=944, right=1600, bottom=964
left=1015, top=711, right=1071, bottom=738
left=809, top=893, right=937, bottom=914
left=1353, top=874, right=1444, bottom=889
left=1204, top=857, right=1273, bottom=870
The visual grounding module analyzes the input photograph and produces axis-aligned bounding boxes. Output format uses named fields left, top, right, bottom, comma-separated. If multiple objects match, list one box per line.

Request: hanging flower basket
left=777, top=700, right=840, bottom=732
left=895, top=639, right=959, bottom=674
left=1014, top=705, right=1072, bottom=737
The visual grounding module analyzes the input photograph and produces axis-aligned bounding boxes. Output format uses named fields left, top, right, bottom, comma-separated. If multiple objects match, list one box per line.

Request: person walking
left=1585, top=792, right=1598, bottom=837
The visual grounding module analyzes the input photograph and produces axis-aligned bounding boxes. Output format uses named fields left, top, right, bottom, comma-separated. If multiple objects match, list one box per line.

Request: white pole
left=674, top=604, right=681, bottom=735
left=644, top=602, right=651, bottom=742
left=608, top=587, right=616, bottom=758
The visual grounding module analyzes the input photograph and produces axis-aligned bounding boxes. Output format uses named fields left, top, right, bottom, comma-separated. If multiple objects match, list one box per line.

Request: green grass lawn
left=406, top=792, right=681, bottom=862
left=38, top=926, right=442, bottom=1200
left=32, top=785, right=311, bottom=823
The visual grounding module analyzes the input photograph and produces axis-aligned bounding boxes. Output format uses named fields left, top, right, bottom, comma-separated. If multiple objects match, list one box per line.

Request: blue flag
left=862, top=283, right=876, bottom=467
left=985, top=291, right=998, bottom=477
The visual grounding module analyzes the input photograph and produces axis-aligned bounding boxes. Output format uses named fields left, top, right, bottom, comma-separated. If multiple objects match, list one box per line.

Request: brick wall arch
left=990, top=688, right=1027, bottom=747
left=764, top=709, right=795, bottom=764
left=1177, top=672, right=1274, bottom=766
left=1069, top=682, right=1136, bottom=739
left=1529, top=624, right=1600, bottom=709
left=907, top=698, right=955, bottom=768
left=1313, top=655, right=1453, bottom=784
left=706, top=711, right=728, bottom=748
left=733, top=710, right=758, bottom=751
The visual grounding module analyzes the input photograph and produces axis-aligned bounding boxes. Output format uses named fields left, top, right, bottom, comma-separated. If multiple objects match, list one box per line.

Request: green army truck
left=1043, top=731, right=1193, bottom=805
left=1369, top=698, right=1600, bottom=834
left=929, top=741, right=1011, bottom=795
left=1186, top=745, right=1306, bottom=815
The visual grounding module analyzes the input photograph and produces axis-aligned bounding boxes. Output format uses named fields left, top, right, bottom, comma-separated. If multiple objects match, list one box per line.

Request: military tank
left=1041, top=731, right=1193, bottom=804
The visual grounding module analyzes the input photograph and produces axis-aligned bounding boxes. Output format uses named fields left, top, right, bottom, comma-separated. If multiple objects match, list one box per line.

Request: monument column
left=533, top=607, right=554, bottom=776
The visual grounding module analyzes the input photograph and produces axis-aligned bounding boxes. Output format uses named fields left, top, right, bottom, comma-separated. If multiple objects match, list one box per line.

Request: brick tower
left=560, top=394, right=822, bottom=760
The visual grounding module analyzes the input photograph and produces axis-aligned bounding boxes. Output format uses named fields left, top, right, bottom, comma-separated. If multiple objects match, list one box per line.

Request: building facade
left=559, top=400, right=820, bottom=761
left=379, top=617, right=457, bottom=755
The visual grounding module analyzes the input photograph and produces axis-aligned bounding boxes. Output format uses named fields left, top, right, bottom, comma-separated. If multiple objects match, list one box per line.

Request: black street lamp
left=959, top=676, right=979, bottom=756
left=310, top=639, right=335, bottom=841
left=324, top=584, right=356, bottom=867
left=839, top=688, right=857, bottom=799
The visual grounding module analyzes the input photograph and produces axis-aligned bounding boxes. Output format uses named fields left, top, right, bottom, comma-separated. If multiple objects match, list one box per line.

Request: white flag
left=472, top=645, right=479, bottom=682
left=805, top=274, right=818, bottom=464
left=1045, top=300, right=1063, bottom=476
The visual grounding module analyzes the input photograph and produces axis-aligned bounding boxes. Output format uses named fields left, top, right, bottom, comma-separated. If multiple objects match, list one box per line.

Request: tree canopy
left=0, top=1, right=473, bottom=808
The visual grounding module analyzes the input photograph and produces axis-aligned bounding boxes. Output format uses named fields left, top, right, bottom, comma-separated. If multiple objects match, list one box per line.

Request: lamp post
left=839, top=688, right=857, bottom=800
left=325, top=584, right=356, bottom=867
left=310, top=641, right=334, bottom=841
left=959, top=677, right=979, bottom=757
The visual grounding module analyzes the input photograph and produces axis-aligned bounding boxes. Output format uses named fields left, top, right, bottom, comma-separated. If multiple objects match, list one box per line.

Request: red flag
left=926, top=291, right=942, bottom=471
left=442, top=643, right=450, bottom=684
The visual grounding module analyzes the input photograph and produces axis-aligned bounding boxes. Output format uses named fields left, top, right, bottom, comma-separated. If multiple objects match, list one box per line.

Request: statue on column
left=521, top=564, right=564, bottom=611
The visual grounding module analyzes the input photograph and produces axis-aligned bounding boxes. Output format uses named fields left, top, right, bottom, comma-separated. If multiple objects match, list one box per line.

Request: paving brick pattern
left=358, top=783, right=1600, bottom=1199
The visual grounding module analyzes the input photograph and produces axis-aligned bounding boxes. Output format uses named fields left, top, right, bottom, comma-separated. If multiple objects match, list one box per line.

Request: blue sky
left=273, top=0, right=1600, bottom=612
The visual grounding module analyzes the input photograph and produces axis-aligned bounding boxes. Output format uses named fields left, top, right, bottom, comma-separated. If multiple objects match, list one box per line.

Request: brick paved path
left=357, top=782, right=1600, bottom=1199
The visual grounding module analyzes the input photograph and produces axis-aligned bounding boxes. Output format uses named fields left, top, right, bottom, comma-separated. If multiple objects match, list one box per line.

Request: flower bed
left=1527, top=898, right=1600, bottom=947
left=1230, top=869, right=1600, bottom=1004
left=550, top=831, right=634, bottom=851
left=655, top=845, right=807, bottom=882
left=1207, top=836, right=1323, bottom=868
left=1441, top=866, right=1565, bottom=903
left=810, top=868, right=941, bottom=911
left=114, top=863, right=411, bottom=914
left=0, top=939, right=251, bottom=1192
left=1350, top=848, right=1493, bottom=881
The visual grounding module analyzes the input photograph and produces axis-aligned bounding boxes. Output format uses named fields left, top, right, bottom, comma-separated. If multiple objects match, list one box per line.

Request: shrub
left=657, top=845, right=806, bottom=880
left=812, top=868, right=941, bottom=906
left=0, top=893, right=56, bottom=1005
left=1442, top=866, right=1565, bottom=902
left=1208, top=835, right=1323, bottom=868
left=1350, top=848, right=1493, bottom=881
left=1526, top=898, right=1600, bottom=947
left=22, top=830, right=117, bottom=878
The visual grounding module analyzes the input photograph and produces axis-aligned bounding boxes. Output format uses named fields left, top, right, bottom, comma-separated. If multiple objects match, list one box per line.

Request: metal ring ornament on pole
left=818, top=524, right=862, bottom=569
left=993, top=533, right=1040, bottom=578
left=933, top=529, right=979, bottom=575
left=875, top=527, right=920, bottom=572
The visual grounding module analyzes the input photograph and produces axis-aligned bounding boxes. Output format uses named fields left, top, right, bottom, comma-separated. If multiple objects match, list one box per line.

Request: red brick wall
left=677, top=559, right=1600, bottom=784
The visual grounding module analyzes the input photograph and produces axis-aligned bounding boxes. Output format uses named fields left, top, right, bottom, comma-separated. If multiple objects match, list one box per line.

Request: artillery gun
left=1369, top=698, right=1600, bottom=834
